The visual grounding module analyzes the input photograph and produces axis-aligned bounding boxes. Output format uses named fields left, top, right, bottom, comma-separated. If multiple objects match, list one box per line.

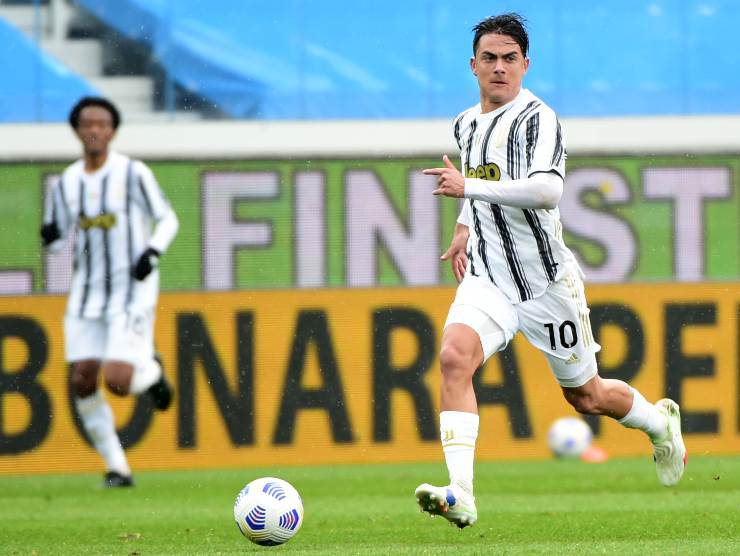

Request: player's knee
left=102, top=362, right=133, bottom=396
left=104, top=375, right=128, bottom=396
left=72, top=361, right=99, bottom=397
left=439, top=342, right=474, bottom=374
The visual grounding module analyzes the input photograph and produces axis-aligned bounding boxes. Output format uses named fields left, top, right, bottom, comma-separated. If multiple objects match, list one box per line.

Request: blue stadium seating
left=0, top=16, right=98, bottom=123
left=6, top=1, right=740, bottom=121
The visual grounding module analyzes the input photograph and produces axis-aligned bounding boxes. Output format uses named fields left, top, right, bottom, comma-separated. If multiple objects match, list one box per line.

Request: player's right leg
left=415, top=275, right=517, bottom=528
left=66, top=315, right=133, bottom=487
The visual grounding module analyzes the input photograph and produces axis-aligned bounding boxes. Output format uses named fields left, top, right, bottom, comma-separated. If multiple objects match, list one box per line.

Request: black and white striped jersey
left=43, top=151, right=178, bottom=318
left=454, top=88, right=577, bottom=304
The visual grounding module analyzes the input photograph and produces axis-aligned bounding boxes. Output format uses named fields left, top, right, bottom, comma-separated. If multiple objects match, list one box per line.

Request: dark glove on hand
left=132, top=247, right=160, bottom=281
left=40, top=222, right=61, bottom=246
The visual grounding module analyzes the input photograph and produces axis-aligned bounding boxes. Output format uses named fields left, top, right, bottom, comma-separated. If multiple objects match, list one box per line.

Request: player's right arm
left=40, top=177, right=70, bottom=252
left=441, top=218, right=469, bottom=284
left=439, top=111, right=472, bottom=283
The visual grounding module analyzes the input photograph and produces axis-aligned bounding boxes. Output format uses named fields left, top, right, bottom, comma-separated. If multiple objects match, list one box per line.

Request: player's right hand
left=40, top=222, right=60, bottom=246
left=441, top=232, right=469, bottom=283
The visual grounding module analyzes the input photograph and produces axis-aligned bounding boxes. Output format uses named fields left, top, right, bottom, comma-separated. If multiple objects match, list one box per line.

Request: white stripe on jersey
left=455, top=88, right=576, bottom=304
left=43, top=151, right=178, bottom=318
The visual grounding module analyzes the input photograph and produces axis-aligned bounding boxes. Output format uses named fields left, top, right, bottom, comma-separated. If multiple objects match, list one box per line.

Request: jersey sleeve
left=132, top=161, right=172, bottom=219
left=132, top=161, right=179, bottom=254
left=43, top=176, right=71, bottom=251
left=523, top=108, right=566, bottom=179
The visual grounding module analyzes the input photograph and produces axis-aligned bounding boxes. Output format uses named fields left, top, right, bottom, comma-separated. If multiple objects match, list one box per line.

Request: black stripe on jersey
left=489, top=204, right=531, bottom=301
left=480, top=111, right=506, bottom=162
left=523, top=209, right=558, bottom=282
left=551, top=119, right=564, bottom=167
left=470, top=111, right=505, bottom=287
left=525, top=113, right=540, bottom=169
left=471, top=203, right=495, bottom=284
left=58, top=178, right=69, bottom=212
left=453, top=112, right=466, bottom=150
left=464, top=119, right=478, bottom=164
left=125, top=161, right=134, bottom=309
left=137, top=168, right=154, bottom=216
left=49, top=188, right=57, bottom=227
left=467, top=245, right=477, bottom=277
left=78, top=179, right=92, bottom=317
left=57, top=178, right=70, bottom=231
left=507, top=101, right=540, bottom=179
left=100, top=174, right=113, bottom=315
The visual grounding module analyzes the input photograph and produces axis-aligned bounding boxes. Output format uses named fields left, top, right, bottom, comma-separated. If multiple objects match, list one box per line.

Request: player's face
left=471, top=33, right=529, bottom=112
left=75, top=106, right=116, bottom=156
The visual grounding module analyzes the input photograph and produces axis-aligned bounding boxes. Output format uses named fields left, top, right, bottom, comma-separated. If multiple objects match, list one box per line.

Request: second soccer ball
left=547, top=417, right=593, bottom=458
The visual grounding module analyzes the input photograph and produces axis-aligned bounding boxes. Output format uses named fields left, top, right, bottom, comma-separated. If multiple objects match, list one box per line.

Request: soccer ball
left=234, top=477, right=304, bottom=546
left=547, top=417, right=593, bottom=458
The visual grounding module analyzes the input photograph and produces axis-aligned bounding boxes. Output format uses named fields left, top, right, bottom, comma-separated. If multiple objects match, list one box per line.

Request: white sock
left=75, top=390, right=130, bottom=475
left=129, top=357, right=162, bottom=395
left=618, top=387, right=668, bottom=441
left=440, top=411, right=479, bottom=497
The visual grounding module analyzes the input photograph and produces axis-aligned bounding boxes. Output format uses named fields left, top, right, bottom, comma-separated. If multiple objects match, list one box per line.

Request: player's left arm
left=132, top=162, right=179, bottom=280
left=425, top=109, right=566, bottom=209
left=425, top=156, right=562, bottom=209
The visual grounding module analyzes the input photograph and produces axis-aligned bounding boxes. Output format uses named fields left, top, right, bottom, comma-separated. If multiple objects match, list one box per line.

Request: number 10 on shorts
left=544, top=321, right=578, bottom=350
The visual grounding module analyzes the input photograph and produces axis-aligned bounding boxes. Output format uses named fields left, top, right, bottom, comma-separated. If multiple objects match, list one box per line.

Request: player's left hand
left=424, top=155, right=465, bottom=198
left=132, top=247, right=160, bottom=281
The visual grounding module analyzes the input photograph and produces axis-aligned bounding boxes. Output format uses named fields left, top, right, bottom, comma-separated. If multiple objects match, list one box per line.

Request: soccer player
left=41, top=97, right=179, bottom=487
left=415, top=13, right=686, bottom=528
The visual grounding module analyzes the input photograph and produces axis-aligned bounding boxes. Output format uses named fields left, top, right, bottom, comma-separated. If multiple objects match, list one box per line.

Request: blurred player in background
left=415, top=13, right=686, bottom=528
left=41, top=97, right=179, bottom=487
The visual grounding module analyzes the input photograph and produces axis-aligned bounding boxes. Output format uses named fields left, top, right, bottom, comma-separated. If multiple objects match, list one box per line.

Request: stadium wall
left=0, top=118, right=738, bottom=473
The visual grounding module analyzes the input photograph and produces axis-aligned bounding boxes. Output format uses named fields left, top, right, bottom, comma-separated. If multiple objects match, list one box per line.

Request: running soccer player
left=415, top=13, right=686, bottom=528
left=41, top=97, right=179, bottom=487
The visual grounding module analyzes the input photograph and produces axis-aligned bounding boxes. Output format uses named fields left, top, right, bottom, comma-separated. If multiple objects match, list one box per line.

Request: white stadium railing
left=2, top=115, right=740, bottom=161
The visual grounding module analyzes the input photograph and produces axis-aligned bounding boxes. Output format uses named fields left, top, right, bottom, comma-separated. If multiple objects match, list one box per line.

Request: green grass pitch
left=2, top=455, right=738, bottom=555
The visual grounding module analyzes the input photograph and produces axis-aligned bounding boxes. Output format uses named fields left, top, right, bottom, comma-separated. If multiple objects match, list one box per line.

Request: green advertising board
left=0, top=155, right=737, bottom=294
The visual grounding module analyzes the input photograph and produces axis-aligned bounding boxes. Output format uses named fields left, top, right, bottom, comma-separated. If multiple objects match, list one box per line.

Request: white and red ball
left=547, top=417, right=593, bottom=458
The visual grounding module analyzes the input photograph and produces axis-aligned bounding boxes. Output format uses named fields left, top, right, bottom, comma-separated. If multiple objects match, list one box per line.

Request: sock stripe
left=442, top=442, right=477, bottom=449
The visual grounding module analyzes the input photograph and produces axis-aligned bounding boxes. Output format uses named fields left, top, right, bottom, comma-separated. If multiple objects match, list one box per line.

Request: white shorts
left=64, top=309, right=155, bottom=365
left=444, top=269, right=601, bottom=388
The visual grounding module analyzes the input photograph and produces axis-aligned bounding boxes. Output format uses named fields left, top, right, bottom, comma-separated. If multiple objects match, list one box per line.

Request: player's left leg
left=103, top=310, right=173, bottom=410
left=518, top=269, right=685, bottom=486
left=562, top=375, right=685, bottom=487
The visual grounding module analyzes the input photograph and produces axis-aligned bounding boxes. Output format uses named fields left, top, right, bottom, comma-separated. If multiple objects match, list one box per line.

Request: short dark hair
left=68, top=96, right=121, bottom=130
left=472, top=13, right=529, bottom=58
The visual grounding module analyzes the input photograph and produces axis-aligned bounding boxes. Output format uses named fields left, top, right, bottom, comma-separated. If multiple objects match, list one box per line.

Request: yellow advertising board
left=1, top=283, right=738, bottom=474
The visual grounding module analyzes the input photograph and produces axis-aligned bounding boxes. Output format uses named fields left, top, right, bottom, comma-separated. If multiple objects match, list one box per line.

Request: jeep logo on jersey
left=78, top=213, right=117, bottom=230
left=464, top=163, right=501, bottom=181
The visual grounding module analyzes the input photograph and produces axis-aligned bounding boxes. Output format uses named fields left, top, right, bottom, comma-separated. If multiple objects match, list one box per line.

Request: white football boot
left=415, top=482, right=477, bottom=528
left=652, top=398, right=687, bottom=486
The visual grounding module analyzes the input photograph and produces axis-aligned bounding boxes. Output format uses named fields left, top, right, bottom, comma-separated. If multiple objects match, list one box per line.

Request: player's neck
left=83, top=150, right=109, bottom=173
left=480, top=88, right=522, bottom=114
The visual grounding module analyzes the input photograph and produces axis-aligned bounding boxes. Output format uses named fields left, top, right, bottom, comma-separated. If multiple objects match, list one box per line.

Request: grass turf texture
left=1, top=456, right=738, bottom=555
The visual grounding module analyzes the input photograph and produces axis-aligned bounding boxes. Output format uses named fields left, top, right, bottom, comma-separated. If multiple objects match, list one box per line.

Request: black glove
left=132, top=247, right=160, bottom=280
left=40, top=222, right=60, bottom=246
